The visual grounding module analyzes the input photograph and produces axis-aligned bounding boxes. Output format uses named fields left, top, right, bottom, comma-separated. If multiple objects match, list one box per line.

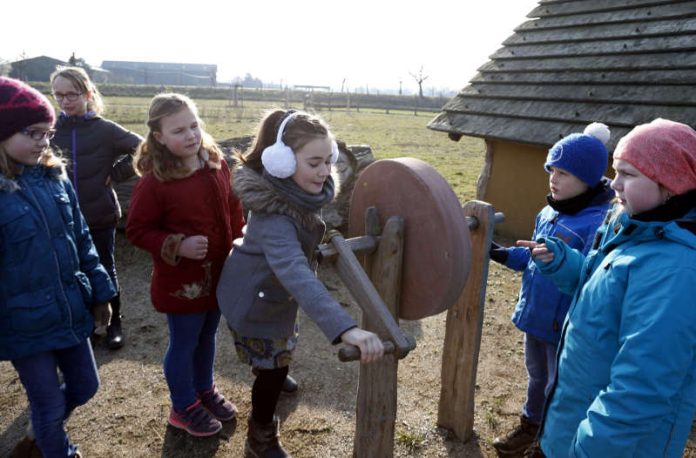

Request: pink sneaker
left=168, top=400, right=222, bottom=437
left=198, top=385, right=238, bottom=421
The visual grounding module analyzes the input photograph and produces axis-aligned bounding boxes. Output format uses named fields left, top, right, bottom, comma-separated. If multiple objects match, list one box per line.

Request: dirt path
left=2, top=233, right=695, bottom=457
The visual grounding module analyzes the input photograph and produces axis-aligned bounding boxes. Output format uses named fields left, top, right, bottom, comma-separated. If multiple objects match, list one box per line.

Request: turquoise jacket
left=0, top=164, right=115, bottom=361
left=537, top=206, right=696, bottom=458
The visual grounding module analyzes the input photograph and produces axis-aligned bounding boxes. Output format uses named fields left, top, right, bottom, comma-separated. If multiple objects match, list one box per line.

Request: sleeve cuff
left=161, top=234, right=185, bottom=266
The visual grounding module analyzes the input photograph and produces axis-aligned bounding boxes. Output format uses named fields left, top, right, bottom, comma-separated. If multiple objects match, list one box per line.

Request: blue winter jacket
left=0, top=164, right=116, bottom=361
left=502, top=185, right=613, bottom=344
left=537, top=207, right=696, bottom=458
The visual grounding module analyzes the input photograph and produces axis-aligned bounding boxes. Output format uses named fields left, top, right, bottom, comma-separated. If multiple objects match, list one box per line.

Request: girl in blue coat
left=523, top=118, right=696, bottom=458
left=0, top=78, right=115, bottom=458
left=490, top=123, right=614, bottom=456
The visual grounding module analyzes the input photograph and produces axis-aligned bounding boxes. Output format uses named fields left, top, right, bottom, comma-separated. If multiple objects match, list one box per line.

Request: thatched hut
left=429, top=0, right=696, bottom=239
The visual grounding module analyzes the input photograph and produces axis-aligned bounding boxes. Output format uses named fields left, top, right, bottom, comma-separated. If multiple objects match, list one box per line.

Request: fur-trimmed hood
left=0, top=163, right=66, bottom=193
left=233, top=165, right=324, bottom=230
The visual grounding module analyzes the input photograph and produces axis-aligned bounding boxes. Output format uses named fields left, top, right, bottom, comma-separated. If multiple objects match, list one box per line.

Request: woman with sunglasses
left=50, top=66, right=142, bottom=350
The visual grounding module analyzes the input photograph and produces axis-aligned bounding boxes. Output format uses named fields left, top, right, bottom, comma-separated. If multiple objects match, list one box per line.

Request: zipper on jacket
left=20, top=176, right=78, bottom=339
left=71, top=127, right=79, bottom=199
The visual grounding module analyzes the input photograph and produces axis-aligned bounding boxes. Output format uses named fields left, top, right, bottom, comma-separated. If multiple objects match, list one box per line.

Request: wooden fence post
left=438, top=200, right=495, bottom=442
left=353, top=209, right=404, bottom=457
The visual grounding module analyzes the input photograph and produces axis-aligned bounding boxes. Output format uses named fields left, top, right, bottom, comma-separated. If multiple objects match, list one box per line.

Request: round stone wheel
left=348, top=157, right=471, bottom=320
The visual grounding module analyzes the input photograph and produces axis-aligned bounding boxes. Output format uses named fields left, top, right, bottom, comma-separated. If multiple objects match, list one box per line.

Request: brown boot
left=245, top=415, right=290, bottom=458
left=10, top=436, right=42, bottom=458
left=492, top=415, right=539, bottom=456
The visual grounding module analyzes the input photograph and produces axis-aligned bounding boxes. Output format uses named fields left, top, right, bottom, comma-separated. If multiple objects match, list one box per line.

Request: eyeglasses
left=20, top=128, right=56, bottom=141
left=52, top=92, right=82, bottom=102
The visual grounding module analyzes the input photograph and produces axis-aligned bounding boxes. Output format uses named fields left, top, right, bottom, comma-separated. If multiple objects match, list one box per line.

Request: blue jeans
left=11, top=339, right=99, bottom=458
left=164, top=309, right=221, bottom=411
left=522, top=333, right=557, bottom=424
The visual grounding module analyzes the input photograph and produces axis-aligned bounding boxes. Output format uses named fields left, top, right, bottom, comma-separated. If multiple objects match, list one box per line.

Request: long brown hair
left=240, top=109, right=333, bottom=172
left=134, top=93, right=223, bottom=182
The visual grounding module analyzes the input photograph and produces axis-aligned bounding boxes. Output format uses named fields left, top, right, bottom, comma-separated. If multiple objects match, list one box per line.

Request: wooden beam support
left=438, top=200, right=496, bottom=442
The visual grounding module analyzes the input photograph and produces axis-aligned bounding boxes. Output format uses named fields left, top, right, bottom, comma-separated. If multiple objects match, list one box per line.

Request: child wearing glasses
left=50, top=66, right=142, bottom=350
left=0, top=77, right=115, bottom=458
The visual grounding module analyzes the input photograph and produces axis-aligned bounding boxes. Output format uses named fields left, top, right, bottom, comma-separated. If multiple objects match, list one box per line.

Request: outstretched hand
left=516, top=240, right=555, bottom=263
left=178, top=235, right=208, bottom=260
left=341, top=328, right=385, bottom=364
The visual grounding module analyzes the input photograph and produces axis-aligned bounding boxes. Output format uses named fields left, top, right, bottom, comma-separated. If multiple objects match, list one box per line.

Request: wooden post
left=353, top=210, right=404, bottom=458
left=438, top=200, right=495, bottom=442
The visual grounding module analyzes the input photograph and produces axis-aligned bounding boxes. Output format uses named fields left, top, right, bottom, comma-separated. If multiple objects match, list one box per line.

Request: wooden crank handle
left=338, top=335, right=416, bottom=362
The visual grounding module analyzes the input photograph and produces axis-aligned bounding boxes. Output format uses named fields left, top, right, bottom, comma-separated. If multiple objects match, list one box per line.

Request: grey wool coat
left=216, top=166, right=356, bottom=344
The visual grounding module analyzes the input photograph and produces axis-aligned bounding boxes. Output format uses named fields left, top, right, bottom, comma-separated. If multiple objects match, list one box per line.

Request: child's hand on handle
left=516, top=240, right=555, bottom=263
left=178, top=235, right=208, bottom=260
left=341, top=328, right=385, bottom=364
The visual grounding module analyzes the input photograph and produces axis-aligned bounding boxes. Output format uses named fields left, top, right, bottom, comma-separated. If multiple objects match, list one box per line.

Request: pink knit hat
left=613, top=118, right=696, bottom=195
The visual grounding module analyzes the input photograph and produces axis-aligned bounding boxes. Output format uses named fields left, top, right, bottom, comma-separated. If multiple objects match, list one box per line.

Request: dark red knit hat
left=0, top=77, right=56, bottom=143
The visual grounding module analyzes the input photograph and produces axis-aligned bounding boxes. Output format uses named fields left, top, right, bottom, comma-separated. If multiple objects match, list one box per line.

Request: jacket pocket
left=53, top=192, right=75, bottom=232
left=7, top=287, right=61, bottom=336
left=0, top=204, right=38, bottom=263
left=0, top=204, right=37, bottom=243
left=246, top=283, right=297, bottom=324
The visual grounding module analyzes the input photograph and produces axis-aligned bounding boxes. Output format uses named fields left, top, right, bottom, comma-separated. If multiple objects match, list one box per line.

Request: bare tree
left=409, top=65, right=429, bottom=98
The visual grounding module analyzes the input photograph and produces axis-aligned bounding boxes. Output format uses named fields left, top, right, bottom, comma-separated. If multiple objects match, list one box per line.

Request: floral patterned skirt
left=229, top=324, right=299, bottom=369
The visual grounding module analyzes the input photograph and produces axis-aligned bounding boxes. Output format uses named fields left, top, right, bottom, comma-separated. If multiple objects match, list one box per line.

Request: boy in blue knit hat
left=489, top=123, right=615, bottom=457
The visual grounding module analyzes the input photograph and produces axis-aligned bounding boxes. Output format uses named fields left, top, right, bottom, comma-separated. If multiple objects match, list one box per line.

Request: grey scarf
left=262, top=170, right=335, bottom=212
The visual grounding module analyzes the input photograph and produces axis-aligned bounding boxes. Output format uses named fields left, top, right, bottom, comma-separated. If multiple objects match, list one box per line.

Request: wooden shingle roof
left=428, top=0, right=696, bottom=150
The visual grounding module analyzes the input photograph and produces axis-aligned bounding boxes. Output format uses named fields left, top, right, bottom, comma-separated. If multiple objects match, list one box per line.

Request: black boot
left=245, top=416, right=290, bottom=458
left=106, top=293, right=125, bottom=350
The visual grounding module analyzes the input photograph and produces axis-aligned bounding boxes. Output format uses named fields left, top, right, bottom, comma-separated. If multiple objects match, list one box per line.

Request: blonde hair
left=0, top=142, right=65, bottom=178
left=134, top=93, right=223, bottom=182
left=239, top=108, right=333, bottom=172
left=50, top=66, right=105, bottom=115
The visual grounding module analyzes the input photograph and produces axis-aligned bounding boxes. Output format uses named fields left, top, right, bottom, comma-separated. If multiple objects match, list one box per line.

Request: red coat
left=126, top=161, right=244, bottom=314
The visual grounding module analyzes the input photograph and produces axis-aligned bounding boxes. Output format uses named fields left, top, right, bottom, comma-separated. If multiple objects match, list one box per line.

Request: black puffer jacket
left=52, top=114, right=142, bottom=229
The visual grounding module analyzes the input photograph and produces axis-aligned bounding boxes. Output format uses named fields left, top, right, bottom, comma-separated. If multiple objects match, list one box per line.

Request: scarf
left=262, top=169, right=335, bottom=213
left=546, top=181, right=607, bottom=215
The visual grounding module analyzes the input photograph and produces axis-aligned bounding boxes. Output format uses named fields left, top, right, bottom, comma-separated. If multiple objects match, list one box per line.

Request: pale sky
left=1, top=0, right=538, bottom=94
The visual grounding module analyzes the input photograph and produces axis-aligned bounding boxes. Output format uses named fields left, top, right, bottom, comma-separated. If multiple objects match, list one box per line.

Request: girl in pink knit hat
left=520, top=118, right=696, bottom=458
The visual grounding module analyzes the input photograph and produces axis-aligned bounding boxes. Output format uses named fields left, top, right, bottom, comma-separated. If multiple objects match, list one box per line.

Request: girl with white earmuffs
left=216, top=109, right=384, bottom=458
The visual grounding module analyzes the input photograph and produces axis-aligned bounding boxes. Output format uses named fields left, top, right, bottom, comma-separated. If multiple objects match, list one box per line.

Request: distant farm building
left=9, top=56, right=67, bottom=82
left=429, top=0, right=696, bottom=239
left=101, top=61, right=217, bottom=86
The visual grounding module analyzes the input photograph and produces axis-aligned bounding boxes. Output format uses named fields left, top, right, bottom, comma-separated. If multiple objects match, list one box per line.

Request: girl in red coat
left=126, top=93, right=244, bottom=437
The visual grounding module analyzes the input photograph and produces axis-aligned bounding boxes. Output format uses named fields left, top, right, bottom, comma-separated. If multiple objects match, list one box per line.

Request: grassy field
left=104, top=97, right=485, bottom=204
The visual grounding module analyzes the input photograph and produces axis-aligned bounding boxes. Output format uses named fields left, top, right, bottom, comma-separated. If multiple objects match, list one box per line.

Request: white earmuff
left=330, top=140, right=340, bottom=164
left=261, top=111, right=340, bottom=178
left=261, top=112, right=299, bottom=179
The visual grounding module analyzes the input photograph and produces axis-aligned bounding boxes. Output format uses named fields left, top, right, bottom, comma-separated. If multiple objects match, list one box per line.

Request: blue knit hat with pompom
left=545, top=122, right=610, bottom=186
